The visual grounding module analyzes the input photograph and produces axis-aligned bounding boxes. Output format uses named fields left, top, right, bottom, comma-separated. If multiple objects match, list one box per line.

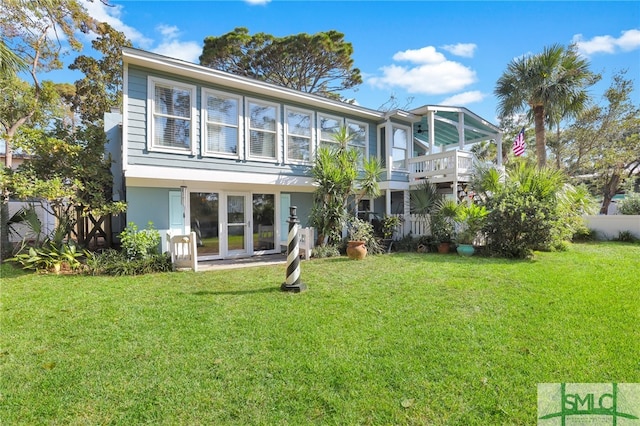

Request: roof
left=410, top=105, right=501, bottom=147
left=122, top=48, right=499, bottom=139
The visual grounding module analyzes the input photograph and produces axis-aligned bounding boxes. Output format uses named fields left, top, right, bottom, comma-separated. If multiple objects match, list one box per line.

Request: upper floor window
left=319, top=114, right=342, bottom=150
left=285, top=107, right=313, bottom=163
left=347, top=120, right=368, bottom=162
left=148, top=77, right=196, bottom=153
left=203, top=90, right=240, bottom=157
left=247, top=99, right=279, bottom=161
left=392, top=125, right=409, bottom=170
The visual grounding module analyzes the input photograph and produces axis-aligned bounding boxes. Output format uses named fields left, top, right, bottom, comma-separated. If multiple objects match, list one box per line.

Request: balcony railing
left=408, top=150, right=475, bottom=184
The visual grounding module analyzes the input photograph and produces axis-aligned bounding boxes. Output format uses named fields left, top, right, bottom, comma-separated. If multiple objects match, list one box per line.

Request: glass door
left=190, top=192, right=220, bottom=259
left=226, top=194, right=250, bottom=257
left=252, top=193, right=276, bottom=253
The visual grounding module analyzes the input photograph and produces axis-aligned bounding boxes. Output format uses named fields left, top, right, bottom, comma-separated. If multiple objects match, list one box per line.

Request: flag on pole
left=513, top=127, right=526, bottom=156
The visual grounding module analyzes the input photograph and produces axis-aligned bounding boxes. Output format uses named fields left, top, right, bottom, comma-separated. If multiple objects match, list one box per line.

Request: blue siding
left=126, top=187, right=173, bottom=230
left=125, top=65, right=398, bottom=179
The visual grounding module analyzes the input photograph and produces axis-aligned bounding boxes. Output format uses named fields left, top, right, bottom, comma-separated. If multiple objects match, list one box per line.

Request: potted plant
left=430, top=212, right=454, bottom=253
left=454, top=202, right=488, bottom=256
left=430, top=199, right=458, bottom=254
left=346, top=218, right=373, bottom=260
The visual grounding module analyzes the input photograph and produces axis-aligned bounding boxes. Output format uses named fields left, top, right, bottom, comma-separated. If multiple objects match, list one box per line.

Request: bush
left=312, top=244, right=341, bottom=258
left=618, top=193, right=640, bottom=215
left=614, top=231, right=638, bottom=243
left=85, top=249, right=172, bottom=276
left=119, top=221, right=161, bottom=260
left=483, top=192, right=557, bottom=259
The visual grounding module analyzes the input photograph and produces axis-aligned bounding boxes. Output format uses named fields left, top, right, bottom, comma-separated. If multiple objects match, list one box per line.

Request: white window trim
left=245, top=97, right=281, bottom=163
left=346, top=119, right=369, bottom=159
left=147, top=76, right=197, bottom=155
left=391, top=123, right=411, bottom=171
left=284, top=105, right=315, bottom=165
left=317, top=113, right=344, bottom=151
left=201, top=88, right=243, bottom=159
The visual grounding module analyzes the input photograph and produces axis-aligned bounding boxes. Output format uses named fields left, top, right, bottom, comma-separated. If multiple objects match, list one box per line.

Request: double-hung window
left=285, top=107, right=313, bottom=163
left=346, top=120, right=368, bottom=164
left=202, top=89, right=240, bottom=157
left=148, top=77, right=196, bottom=153
left=318, top=114, right=343, bottom=150
left=247, top=99, right=279, bottom=161
left=392, top=125, right=409, bottom=170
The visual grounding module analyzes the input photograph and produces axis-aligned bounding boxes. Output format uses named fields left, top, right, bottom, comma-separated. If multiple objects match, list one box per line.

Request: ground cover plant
left=1, top=242, right=638, bottom=424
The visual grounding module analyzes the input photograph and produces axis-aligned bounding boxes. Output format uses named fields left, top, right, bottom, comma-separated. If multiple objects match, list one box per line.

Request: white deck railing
left=408, top=150, right=475, bottom=184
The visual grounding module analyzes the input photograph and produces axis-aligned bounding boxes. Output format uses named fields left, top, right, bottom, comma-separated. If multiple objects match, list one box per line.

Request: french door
left=189, top=191, right=277, bottom=260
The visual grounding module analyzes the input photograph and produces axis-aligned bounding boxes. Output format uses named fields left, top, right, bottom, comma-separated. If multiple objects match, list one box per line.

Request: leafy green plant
left=346, top=217, right=383, bottom=255
left=454, top=202, right=488, bottom=244
left=119, top=221, right=161, bottom=260
left=84, top=249, right=172, bottom=276
left=309, top=126, right=381, bottom=246
left=9, top=241, right=84, bottom=273
left=380, top=215, right=402, bottom=239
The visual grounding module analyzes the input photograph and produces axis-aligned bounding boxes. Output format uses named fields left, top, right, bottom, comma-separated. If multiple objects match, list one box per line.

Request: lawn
left=1, top=242, right=638, bottom=425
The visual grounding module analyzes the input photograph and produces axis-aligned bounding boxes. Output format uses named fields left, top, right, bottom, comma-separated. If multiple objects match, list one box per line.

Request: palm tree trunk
left=533, top=105, right=546, bottom=168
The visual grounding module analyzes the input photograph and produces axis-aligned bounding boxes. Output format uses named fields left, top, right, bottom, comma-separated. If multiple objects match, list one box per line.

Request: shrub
left=483, top=191, right=557, bottom=259
left=614, top=231, right=638, bottom=243
left=312, top=244, right=341, bottom=258
left=618, top=193, right=640, bottom=215
left=85, top=249, right=172, bottom=276
left=119, top=221, right=161, bottom=260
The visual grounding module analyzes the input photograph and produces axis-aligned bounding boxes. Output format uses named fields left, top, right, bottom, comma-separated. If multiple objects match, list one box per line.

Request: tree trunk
left=1, top=199, right=12, bottom=261
left=533, top=105, right=546, bottom=168
left=599, top=173, right=621, bottom=215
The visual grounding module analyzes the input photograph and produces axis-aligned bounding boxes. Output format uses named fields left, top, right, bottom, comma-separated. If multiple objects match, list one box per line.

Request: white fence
left=583, top=215, right=640, bottom=240
left=390, top=214, right=431, bottom=239
left=7, top=201, right=56, bottom=243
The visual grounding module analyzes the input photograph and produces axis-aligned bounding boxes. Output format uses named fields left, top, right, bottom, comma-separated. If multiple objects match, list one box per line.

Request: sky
left=47, top=0, right=640, bottom=124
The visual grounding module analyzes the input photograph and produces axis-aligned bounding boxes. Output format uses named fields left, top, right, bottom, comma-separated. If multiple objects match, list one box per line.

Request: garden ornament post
left=281, top=206, right=307, bottom=293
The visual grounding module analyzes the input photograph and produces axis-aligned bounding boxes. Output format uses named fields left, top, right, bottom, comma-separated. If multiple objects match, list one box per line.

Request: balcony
left=408, top=150, right=475, bottom=185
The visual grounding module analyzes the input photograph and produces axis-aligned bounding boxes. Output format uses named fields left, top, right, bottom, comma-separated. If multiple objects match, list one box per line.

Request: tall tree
left=0, top=0, right=95, bottom=168
left=68, top=22, right=132, bottom=125
left=200, top=27, right=362, bottom=100
left=494, top=44, right=597, bottom=168
left=563, top=72, right=640, bottom=214
left=0, top=0, right=95, bottom=259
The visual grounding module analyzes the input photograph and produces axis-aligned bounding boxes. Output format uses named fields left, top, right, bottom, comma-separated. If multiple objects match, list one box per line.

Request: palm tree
left=494, top=44, right=597, bottom=168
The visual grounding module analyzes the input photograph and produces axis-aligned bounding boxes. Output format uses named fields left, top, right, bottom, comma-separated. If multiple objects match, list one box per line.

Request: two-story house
left=107, top=47, right=502, bottom=261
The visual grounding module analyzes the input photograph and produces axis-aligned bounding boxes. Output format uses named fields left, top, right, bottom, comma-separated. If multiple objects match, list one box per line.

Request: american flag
left=513, top=127, right=526, bottom=156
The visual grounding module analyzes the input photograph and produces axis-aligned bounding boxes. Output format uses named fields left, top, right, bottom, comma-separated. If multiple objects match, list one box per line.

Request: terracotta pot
left=346, top=240, right=367, bottom=260
left=437, top=242, right=451, bottom=254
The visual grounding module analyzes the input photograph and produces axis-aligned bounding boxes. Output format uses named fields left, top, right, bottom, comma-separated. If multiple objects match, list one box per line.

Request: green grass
left=1, top=242, right=639, bottom=425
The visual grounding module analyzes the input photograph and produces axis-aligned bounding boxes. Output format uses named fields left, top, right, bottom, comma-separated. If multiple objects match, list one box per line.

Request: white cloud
left=441, top=43, right=477, bottom=58
left=245, top=0, right=271, bottom=5
left=393, top=46, right=446, bottom=64
left=152, top=25, right=201, bottom=63
left=82, top=1, right=154, bottom=49
left=440, top=91, right=485, bottom=106
left=573, top=28, right=640, bottom=56
left=153, top=40, right=202, bottom=63
left=368, top=46, right=477, bottom=95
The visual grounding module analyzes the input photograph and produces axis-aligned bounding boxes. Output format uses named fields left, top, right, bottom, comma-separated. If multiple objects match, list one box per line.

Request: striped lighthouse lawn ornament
left=281, top=206, right=307, bottom=293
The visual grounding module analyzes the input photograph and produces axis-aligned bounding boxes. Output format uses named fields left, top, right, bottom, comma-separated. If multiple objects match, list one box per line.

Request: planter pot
left=456, top=244, right=475, bottom=256
left=346, top=241, right=367, bottom=260
left=437, top=242, right=451, bottom=254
